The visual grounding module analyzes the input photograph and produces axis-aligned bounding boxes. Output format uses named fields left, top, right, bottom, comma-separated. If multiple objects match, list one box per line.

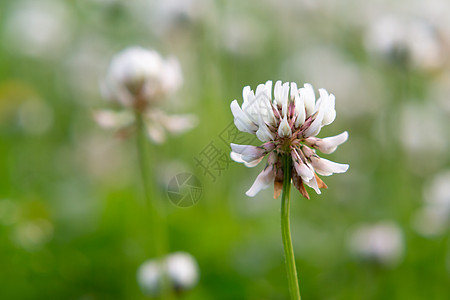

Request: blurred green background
left=1, top=0, right=449, bottom=299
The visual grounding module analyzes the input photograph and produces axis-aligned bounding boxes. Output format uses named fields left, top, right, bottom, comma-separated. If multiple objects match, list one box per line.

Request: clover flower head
left=96, top=46, right=196, bottom=143
left=413, top=170, right=450, bottom=237
left=349, top=221, right=404, bottom=267
left=101, top=46, right=182, bottom=109
left=365, top=15, right=443, bottom=71
left=4, top=0, right=72, bottom=59
left=230, top=80, right=349, bottom=198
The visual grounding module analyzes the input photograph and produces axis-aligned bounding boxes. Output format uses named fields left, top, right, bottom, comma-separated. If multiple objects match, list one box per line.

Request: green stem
left=135, top=112, right=166, bottom=257
left=281, top=154, right=301, bottom=300
left=135, top=112, right=172, bottom=299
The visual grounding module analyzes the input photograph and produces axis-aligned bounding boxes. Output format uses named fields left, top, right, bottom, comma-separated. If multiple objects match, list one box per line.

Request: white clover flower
left=230, top=80, right=349, bottom=198
left=12, top=219, right=54, bottom=252
left=101, top=46, right=182, bottom=108
left=96, top=46, right=196, bottom=143
left=349, top=221, right=404, bottom=267
left=3, top=0, right=72, bottom=59
left=399, top=101, right=447, bottom=173
left=413, top=170, right=450, bottom=237
left=145, top=0, right=213, bottom=36
left=137, top=252, right=199, bottom=297
left=364, top=15, right=444, bottom=71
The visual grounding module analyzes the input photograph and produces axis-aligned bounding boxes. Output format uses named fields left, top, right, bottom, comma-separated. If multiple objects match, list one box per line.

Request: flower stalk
left=135, top=112, right=173, bottom=299
left=135, top=111, right=165, bottom=257
left=281, top=154, right=301, bottom=300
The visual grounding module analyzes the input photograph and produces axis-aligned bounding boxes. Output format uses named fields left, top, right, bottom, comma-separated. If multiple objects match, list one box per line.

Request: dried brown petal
left=314, top=173, right=328, bottom=189
left=292, top=171, right=310, bottom=199
left=274, top=181, right=283, bottom=199
left=273, top=166, right=284, bottom=199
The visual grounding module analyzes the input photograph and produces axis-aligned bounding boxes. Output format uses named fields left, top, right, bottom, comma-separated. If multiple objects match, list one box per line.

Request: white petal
left=230, top=151, right=244, bottom=163
left=278, top=115, right=292, bottom=137
left=323, top=108, right=336, bottom=126
left=310, top=156, right=349, bottom=176
left=256, top=126, right=274, bottom=142
left=94, top=110, right=134, bottom=129
left=255, top=113, right=275, bottom=142
left=234, top=117, right=256, bottom=134
left=300, top=83, right=316, bottom=117
left=264, top=80, right=273, bottom=99
left=274, top=80, right=284, bottom=107
left=255, top=84, right=268, bottom=112
left=317, top=89, right=336, bottom=126
left=290, top=82, right=298, bottom=99
left=159, top=113, right=198, bottom=134
left=245, top=157, right=264, bottom=168
left=306, top=131, right=348, bottom=154
left=316, top=88, right=328, bottom=106
left=245, top=166, right=275, bottom=197
left=241, top=91, right=258, bottom=123
left=303, top=110, right=324, bottom=137
left=281, top=82, right=289, bottom=117
left=255, top=87, right=276, bottom=125
left=146, top=122, right=166, bottom=144
left=292, top=156, right=314, bottom=181
left=304, top=176, right=321, bottom=194
left=230, top=152, right=264, bottom=168
left=242, top=86, right=252, bottom=104
left=231, top=100, right=257, bottom=133
left=293, top=92, right=305, bottom=128
left=264, top=100, right=277, bottom=125
left=230, top=144, right=266, bottom=162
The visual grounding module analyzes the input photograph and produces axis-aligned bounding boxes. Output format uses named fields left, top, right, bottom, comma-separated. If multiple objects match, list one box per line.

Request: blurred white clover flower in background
left=230, top=80, right=348, bottom=199
left=12, top=219, right=54, bottom=252
left=137, top=252, right=200, bottom=297
left=429, top=71, right=450, bottom=115
left=128, top=0, right=214, bottom=37
left=3, top=0, right=72, bottom=59
left=95, top=46, right=197, bottom=143
left=17, top=98, right=54, bottom=135
left=101, top=47, right=182, bottom=108
left=349, top=221, right=404, bottom=267
left=364, top=14, right=444, bottom=71
left=398, top=100, right=447, bottom=174
left=220, top=15, right=267, bottom=57
left=413, top=170, right=450, bottom=237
